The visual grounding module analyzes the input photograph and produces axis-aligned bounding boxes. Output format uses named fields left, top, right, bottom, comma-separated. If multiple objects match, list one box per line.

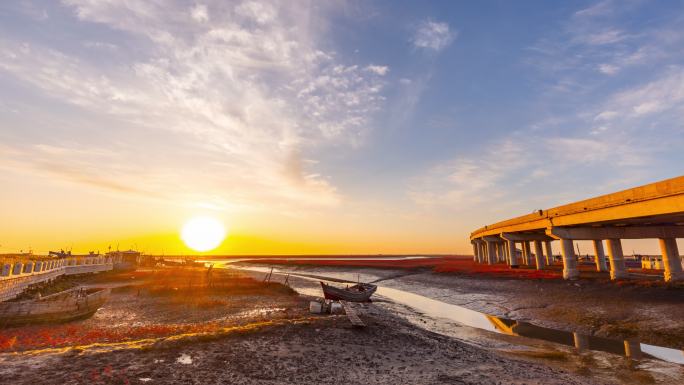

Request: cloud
left=598, top=63, right=619, bottom=75
left=580, top=29, right=626, bottom=45
left=234, top=1, right=276, bottom=25
left=191, top=4, right=209, bottom=23
left=574, top=0, right=614, bottom=18
left=408, top=140, right=529, bottom=208
left=365, top=65, right=388, bottom=76
left=594, top=110, right=617, bottom=121
left=0, top=1, right=388, bottom=211
left=600, top=68, right=684, bottom=119
left=412, top=20, right=456, bottom=51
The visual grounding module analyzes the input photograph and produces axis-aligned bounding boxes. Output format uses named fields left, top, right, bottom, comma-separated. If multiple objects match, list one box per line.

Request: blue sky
left=1, top=1, right=683, bottom=254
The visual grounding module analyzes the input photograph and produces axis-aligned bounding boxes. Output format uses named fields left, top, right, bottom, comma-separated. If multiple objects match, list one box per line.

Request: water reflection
left=230, top=264, right=684, bottom=365
left=203, top=256, right=433, bottom=264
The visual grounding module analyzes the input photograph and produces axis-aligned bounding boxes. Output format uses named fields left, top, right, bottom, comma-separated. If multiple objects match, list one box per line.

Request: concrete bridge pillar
left=522, top=241, right=532, bottom=265
left=480, top=242, right=487, bottom=264
left=658, top=238, right=683, bottom=282
left=592, top=240, right=608, bottom=272
left=502, top=242, right=510, bottom=263
left=560, top=238, right=579, bottom=280
left=606, top=238, right=628, bottom=280
left=472, top=242, right=478, bottom=262
left=507, top=239, right=519, bottom=267
left=486, top=240, right=497, bottom=265
left=544, top=240, right=553, bottom=265
left=533, top=240, right=545, bottom=270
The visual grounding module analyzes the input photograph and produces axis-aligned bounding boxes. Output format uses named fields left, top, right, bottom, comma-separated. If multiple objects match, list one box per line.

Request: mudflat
left=1, top=300, right=601, bottom=385
left=0, top=266, right=681, bottom=384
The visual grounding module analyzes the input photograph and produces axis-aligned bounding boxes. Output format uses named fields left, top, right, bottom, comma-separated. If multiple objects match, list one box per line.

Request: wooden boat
left=0, top=287, right=110, bottom=327
left=320, top=281, right=377, bottom=302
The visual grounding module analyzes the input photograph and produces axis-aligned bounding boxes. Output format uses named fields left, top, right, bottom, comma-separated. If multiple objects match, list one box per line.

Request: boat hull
left=320, top=282, right=377, bottom=302
left=0, top=287, right=110, bottom=327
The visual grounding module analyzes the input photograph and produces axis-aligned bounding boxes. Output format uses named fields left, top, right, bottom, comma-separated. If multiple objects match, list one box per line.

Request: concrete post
left=592, top=240, right=608, bottom=272
left=544, top=240, right=553, bottom=265
left=658, top=238, right=683, bottom=282
left=533, top=240, right=545, bottom=270
left=486, top=240, right=497, bottom=265
left=606, top=238, right=628, bottom=280
left=507, top=240, right=519, bottom=267
left=573, top=332, right=588, bottom=352
left=623, top=339, right=642, bottom=360
left=522, top=241, right=531, bottom=265
left=560, top=238, right=579, bottom=280
left=472, top=242, right=478, bottom=262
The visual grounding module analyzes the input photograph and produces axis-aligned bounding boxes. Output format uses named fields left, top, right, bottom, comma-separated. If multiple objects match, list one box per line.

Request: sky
left=1, top=0, right=684, bottom=255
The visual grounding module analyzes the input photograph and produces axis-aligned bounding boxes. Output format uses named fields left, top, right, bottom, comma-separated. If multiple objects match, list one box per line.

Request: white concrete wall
left=0, top=257, right=114, bottom=302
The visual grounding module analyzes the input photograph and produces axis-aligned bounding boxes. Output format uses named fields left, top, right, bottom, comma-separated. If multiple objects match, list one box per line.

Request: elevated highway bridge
left=470, top=175, right=684, bottom=282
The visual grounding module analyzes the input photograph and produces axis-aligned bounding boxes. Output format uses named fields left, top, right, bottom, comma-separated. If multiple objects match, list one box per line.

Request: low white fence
left=0, top=256, right=113, bottom=302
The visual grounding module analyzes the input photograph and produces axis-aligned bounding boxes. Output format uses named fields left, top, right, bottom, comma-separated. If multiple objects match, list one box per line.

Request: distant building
left=641, top=255, right=664, bottom=270
left=106, top=250, right=141, bottom=271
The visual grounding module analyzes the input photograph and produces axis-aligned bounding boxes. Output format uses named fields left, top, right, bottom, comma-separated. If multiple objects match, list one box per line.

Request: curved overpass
left=470, top=176, right=684, bottom=282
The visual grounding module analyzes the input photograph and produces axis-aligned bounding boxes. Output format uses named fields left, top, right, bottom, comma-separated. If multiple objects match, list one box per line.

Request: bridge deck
left=471, top=176, right=684, bottom=239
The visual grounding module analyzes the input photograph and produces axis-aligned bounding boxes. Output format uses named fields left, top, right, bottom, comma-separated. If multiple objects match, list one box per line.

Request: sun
left=181, top=216, right=227, bottom=252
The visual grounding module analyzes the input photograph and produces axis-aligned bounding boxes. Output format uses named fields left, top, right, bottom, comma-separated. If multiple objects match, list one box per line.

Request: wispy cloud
left=409, top=140, right=530, bottom=208
left=0, top=1, right=390, bottom=212
left=574, top=0, right=614, bottom=18
left=412, top=20, right=456, bottom=52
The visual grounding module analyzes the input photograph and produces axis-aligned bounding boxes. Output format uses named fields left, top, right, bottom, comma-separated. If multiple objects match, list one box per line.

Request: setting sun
left=180, top=216, right=227, bottom=252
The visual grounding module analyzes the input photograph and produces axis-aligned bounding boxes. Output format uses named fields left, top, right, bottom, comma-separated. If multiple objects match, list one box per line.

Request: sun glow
left=181, top=216, right=227, bottom=252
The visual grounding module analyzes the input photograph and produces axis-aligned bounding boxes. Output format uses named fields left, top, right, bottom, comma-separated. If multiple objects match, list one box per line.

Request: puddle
left=230, top=264, right=684, bottom=366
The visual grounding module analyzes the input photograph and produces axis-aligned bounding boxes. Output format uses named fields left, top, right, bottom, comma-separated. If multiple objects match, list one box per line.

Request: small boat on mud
left=320, top=281, right=377, bottom=302
left=0, top=287, right=110, bottom=327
